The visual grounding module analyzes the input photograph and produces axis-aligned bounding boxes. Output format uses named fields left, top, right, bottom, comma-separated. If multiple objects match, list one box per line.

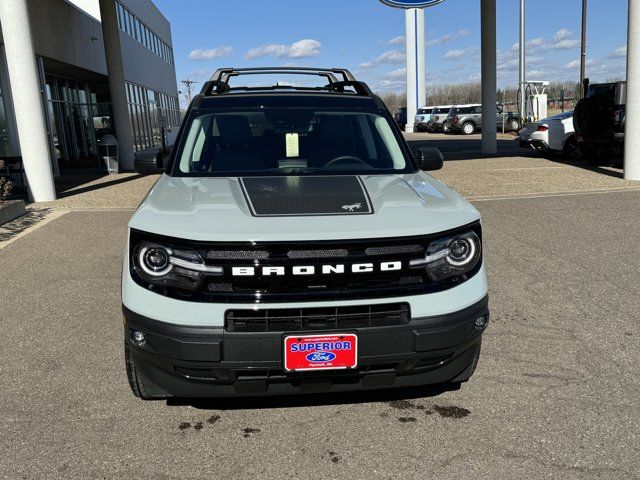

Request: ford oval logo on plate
left=306, top=351, right=337, bottom=363
left=379, top=0, right=445, bottom=8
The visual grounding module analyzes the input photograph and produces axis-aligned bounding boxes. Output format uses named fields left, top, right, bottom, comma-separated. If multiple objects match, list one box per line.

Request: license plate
left=284, top=333, right=357, bottom=372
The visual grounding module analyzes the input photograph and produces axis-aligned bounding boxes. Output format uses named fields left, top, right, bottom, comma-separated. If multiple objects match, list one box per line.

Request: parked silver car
left=428, top=106, right=454, bottom=132
left=447, top=105, right=520, bottom=135
left=414, top=107, right=435, bottom=132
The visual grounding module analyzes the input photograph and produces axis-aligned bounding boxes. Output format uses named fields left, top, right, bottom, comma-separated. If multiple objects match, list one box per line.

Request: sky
left=70, top=0, right=629, bottom=108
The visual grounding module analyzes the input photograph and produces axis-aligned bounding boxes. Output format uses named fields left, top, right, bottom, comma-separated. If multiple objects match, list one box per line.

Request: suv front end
left=121, top=68, right=489, bottom=399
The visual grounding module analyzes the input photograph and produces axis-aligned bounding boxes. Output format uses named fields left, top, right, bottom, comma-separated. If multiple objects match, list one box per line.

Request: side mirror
left=415, top=147, right=444, bottom=171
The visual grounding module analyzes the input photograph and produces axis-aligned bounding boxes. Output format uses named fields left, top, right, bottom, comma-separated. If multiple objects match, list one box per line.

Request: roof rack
left=199, top=67, right=374, bottom=98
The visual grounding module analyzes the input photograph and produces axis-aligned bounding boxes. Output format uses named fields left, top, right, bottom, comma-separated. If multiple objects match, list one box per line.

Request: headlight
left=411, top=230, right=481, bottom=281
left=138, top=244, right=173, bottom=277
left=132, top=241, right=222, bottom=293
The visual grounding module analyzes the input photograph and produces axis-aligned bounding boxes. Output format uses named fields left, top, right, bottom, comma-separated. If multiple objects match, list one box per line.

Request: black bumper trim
left=122, top=296, right=489, bottom=396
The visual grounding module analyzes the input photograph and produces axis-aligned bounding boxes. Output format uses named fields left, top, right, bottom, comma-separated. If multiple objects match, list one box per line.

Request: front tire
left=462, top=122, right=475, bottom=135
left=509, top=119, right=520, bottom=131
left=442, top=122, right=451, bottom=134
left=125, top=336, right=172, bottom=400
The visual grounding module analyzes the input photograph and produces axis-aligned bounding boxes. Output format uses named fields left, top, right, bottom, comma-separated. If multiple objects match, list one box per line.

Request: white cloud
left=608, top=46, right=627, bottom=58
left=384, top=68, right=406, bottom=80
left=359, top=50, right=406, bottom=68
left=444, top=49, right=466, bottom=60
left=426, top=29, right=469, bottom=47
left=564, top=58, right=595, bottom=69
left=388, top=36, right=405, bottom=46
left=554, top=38, right=580, bottom=49
left=554, top=29, right=572, bottom=42
left=188, top=46, right=233, bottom=61
left=427, top=34, right=452, bottom=47
left=245, top=39, right=322, bottom=60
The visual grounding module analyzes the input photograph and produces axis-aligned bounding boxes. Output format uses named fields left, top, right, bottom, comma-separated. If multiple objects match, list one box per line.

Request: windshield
left=173, top=108, right=413, bottom=176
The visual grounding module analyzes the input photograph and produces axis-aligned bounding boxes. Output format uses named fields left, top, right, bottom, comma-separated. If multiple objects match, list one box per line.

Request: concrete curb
left=0, top=199, right=26, bottom=225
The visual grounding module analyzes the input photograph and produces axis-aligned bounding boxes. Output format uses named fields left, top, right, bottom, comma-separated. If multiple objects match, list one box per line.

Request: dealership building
left=0, top=0, right=180, bottom=201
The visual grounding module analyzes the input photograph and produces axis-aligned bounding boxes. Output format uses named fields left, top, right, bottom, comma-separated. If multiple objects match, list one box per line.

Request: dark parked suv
left=447, top=105, right=520, bottom=135
left=573, top=80, right=626, bottom=162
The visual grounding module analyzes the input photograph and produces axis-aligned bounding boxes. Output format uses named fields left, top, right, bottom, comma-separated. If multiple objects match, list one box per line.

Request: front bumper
left=123, top=296, right=489, bottom=397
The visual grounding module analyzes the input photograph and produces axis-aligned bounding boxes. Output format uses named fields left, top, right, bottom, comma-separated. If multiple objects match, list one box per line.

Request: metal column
left=0, top=0, right=56, bottom=201
left=481, top=0, right=497, bottom=155
left=624, top=0, right=640, bottom=180
left=518, top=0, right=526, bottom=122
left=98, top=0, right=135, bottom=170
left=404, top=8, right=425, bottom=133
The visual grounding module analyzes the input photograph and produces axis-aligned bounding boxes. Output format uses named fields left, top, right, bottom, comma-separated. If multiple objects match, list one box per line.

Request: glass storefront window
left=44, top=74, right=110, bottom=171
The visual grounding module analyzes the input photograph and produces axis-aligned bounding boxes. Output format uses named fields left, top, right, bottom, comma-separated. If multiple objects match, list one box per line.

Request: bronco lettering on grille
left=231, top=261, right=402, bottom=276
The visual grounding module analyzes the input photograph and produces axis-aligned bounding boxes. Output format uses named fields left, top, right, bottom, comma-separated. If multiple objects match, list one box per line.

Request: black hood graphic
left=239, top=176, right=373, bottom=217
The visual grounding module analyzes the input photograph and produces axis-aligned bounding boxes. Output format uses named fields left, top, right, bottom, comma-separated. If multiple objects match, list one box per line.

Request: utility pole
left=580, top=0, right=588, bottom=98
left=181, top=78, right=197, bottom=103
left=518, top=0, right=526, bottom=122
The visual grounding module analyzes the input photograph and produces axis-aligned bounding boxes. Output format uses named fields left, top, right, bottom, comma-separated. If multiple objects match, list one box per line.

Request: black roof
left=195, top=92, right=382, bottom=110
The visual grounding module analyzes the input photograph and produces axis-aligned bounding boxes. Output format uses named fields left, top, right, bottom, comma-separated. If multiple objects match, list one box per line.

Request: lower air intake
left=225, top=303, right=410, bottom=332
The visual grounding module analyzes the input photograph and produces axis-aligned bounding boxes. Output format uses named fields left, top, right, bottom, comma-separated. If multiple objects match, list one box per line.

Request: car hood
left=129, top=173, right=480, bottom=242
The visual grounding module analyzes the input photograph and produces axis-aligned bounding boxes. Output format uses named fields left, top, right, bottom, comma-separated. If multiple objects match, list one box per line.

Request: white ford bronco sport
left=122, top=67, right=489, bottom=399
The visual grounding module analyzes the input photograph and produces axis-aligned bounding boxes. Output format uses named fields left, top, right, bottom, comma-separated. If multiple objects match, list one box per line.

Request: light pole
left=181, top=78, right=197, bottom=104
left=518, top=0, right=526, bottom=122
left=580, top=0, right=588, bottom=98
left=379, top=1, right=445, bottom=132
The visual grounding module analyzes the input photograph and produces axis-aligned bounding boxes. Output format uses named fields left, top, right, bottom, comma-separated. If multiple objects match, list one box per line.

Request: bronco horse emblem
left=341, top=203, right=363, bottom=212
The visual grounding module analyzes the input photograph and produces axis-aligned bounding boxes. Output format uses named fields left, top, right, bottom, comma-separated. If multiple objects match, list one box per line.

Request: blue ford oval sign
left=379, top=0, right=445, bottom=8
left=306, top=351, right=337, bottom=363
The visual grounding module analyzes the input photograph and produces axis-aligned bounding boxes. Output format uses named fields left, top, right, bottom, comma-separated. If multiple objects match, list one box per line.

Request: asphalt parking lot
left=1, top=148, right=639, bottom=479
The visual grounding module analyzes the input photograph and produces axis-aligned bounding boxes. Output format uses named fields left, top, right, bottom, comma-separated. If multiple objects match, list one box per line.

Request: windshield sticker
left=285, top=133, right=299, bottom=158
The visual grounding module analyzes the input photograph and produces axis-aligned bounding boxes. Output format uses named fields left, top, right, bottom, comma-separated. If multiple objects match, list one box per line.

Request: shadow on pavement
left=167, top=383, right=461, bottom=411
left=0, top=208, right=51, bottom=242
left=405, top=136, right=532, bottom=161
left=544, top=156, right=624, bottom=179
left=53, top=173, right=146, bottom=199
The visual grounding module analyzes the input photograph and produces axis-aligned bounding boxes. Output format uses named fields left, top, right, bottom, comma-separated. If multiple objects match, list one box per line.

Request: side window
left=179, top=116, right=206, bottom=170
left=474, top=106, right=482, bottom=114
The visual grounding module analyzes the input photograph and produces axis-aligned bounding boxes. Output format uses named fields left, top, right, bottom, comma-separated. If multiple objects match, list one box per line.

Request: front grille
left=130, top=222, right=482, bottom=303
left=225, top=303, right=410, bottom=332
left=207, top=250, right=270, bottom=260
left=287, top=248, right=349, bottom=259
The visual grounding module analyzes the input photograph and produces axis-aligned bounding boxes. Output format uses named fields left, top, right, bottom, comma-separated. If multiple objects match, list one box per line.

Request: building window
left=125, top=82, right=180, bottom=153
left=116, top=1, right=174, bottom=66
left=43, top=75, right=113, bottom=171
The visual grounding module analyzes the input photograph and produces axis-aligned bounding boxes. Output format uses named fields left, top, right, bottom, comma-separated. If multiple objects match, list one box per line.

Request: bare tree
left=376, top=91, right=407, bottom=114
left=376, top=80, right=582, bottom=114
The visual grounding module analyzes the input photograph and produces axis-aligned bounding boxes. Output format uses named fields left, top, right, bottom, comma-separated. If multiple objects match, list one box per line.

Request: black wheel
left=562, top=135, right=579, bottom=159
left=509, top=119, right=520, bottom=132
left=124, top=336, right=172, bottom=400
left=442, top=122, right=451, bottom=134
left=461, top=122, right=475, bottom=135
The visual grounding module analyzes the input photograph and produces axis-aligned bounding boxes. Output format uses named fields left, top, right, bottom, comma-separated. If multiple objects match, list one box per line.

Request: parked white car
left=519, top=111, right=576, bottom=157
